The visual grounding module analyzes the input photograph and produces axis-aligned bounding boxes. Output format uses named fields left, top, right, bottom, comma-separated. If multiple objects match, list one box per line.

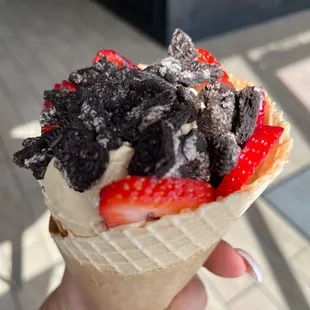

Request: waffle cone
left=49, top=76, right=292, bottom=310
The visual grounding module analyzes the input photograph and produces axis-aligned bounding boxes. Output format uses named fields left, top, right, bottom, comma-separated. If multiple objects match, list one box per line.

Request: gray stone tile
left=0, top=24, right=14, bottom=39
left=0, top=283, right=16, bottom=310
left=1, top=129, right=41, bottom=193
left=276, top=56, right=310, bottom=113
left=0, top=58, right=42, bottom=122
left=18, top=266, right=56, bottom=310
left=264, top=167, right=310, bottom=238
left=228, top=285, right=281, bottom=310
left=0, top=88, right=23, bottom=133
left=5, top=39, right=57, bottom=95
left=24, top=187, right=63, bottom=264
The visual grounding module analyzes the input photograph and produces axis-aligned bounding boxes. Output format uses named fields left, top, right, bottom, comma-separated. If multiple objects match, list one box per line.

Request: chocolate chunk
left=209, top=132, right=241, bottom=176
left=168, top=29, right=198, bottom=62
left=55, top=141, right=109, bottom=192
left=233, top=87, right=262, bottom=146
left=128, top=120, right=176, bottom=178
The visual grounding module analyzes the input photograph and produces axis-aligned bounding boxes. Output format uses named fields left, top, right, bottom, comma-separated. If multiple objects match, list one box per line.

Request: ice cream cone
left=47, top=76, right=292, bottom=310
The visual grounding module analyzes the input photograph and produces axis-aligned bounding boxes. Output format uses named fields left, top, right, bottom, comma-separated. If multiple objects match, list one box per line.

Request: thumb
left=167, top=274, right=208, bottom=310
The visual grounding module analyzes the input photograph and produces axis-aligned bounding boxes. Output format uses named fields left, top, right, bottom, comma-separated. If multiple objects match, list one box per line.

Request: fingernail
left=235, top=248, right=263, bottom=283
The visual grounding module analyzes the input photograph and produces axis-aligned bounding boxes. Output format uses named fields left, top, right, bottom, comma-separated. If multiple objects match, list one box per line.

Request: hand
left=40, top=240, right=261, bottom=310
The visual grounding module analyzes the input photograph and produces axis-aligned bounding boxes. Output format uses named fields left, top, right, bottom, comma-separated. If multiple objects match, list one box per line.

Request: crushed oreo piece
left=233, top=87, right=262, bottom=146
left=197, top=102, right=231, bottom=138
left=13, top=28, right=261, bottom=192
left=209, top=132, right=241, bottom=176
left=55, top=141, right=109, bottom=192
left=168, top=29, right=198, bottom=62
left=178, top=129, right=211, bottom=182
left=145, top=57, right=222, bottom=87
left=96, top=127, right=121, bottom=150
left=197, top=82, right=236, bottom=139
left=69, top=66, right=101, bottom=87
left=182, top=129, right=207, bottom=160
left=49, top=126, right=95, bottom=156
left=138, top=104, right=172, bottom=132
left=128, top=120, right=176, bottom=178
left=13, top=137, right=53, bottom=179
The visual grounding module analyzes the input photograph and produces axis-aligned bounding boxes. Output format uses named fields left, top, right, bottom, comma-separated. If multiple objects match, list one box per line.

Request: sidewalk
left=0, top=1, right=309, bottom=309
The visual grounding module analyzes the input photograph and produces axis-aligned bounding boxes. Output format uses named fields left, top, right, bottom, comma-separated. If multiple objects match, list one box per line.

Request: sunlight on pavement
left=10, top=120, right=40, bottom=139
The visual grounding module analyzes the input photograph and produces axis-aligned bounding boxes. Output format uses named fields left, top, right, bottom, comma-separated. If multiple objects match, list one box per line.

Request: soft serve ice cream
left=41, top=145, right=134, bottom=236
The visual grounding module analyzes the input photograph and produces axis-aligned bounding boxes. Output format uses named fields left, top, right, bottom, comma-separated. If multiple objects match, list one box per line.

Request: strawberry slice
left=41, top=124, right=60, bottom=133
left=99, top=176, right=216, bottom=228
left=53, top=83, right=62, bottom=90
left=216, top=126, right=284, bottom=198
left=43, top=101, right=53, bottom=109
left=53, top=80, right=79, bottom=92
left=61, top=80, right=79, bottom=92
left=197, top=47, right=221, bottom=66
left=196, top=47, right=233, bottom=88
left=255, top=87, right=267, bottom=128
left=93, top=49, right=138, bottom=69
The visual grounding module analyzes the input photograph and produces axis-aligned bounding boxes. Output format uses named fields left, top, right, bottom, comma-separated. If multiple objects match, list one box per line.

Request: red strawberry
left=61, top=80, right=79, bottom=92
left=255, top=87, right=267, bottom=128
left=93, top=49, right=138, bottom=69
left=197, top=47, right=221, bottom=66
left=196, top=47, right=234, bottom=88
left=41, top=124, right=59, bottom=133
left=216, top=126, right=284, bottom=198
left=43, top=101, right=53, bottom=109
left=99, top=176, right=216, bottom=228
left=54, top=80, right=78, bottom=92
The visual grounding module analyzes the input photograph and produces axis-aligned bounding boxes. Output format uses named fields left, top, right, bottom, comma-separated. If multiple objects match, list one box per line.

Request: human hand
left=40, top=240, right=261, bottom=310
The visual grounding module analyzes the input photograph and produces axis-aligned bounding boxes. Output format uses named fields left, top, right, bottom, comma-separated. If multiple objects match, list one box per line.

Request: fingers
left=204, top=240, right=262, bottom=282
left=167, top=275, right=207, bottom=310
left=204, top=240, right=247, bottom=278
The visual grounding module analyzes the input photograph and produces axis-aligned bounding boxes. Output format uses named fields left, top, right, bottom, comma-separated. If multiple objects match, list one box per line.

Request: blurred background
left=0, top=0, right=309, bottom=309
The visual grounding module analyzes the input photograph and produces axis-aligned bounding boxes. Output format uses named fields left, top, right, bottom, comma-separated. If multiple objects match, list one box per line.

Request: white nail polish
left=235, top=248, right=263, bottom=284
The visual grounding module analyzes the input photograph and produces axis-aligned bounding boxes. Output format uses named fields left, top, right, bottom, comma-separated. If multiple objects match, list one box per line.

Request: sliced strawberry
left=255, top=87, right=267, bottom=128
left=61, top=80, right=79, bottom=92
left=93, top=49, right=138, bottom=69
left=53, top=83, right=62, bottom=90
left=43, top=101, right=53, bottom=109
left=196, top=47, right=234, bottom=88
left=216, top=126, right=284, bottom=198
left=197, top=47, right=221, bottom=66
left=53, top=80, right=78, bottom=92
left=41, top=124, right=60, bottom=133
left=99, top=176, right=216, bottom=228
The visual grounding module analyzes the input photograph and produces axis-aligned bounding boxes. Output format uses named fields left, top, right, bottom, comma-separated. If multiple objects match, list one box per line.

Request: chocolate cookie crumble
left=13, top=29, right=262, bottom=192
